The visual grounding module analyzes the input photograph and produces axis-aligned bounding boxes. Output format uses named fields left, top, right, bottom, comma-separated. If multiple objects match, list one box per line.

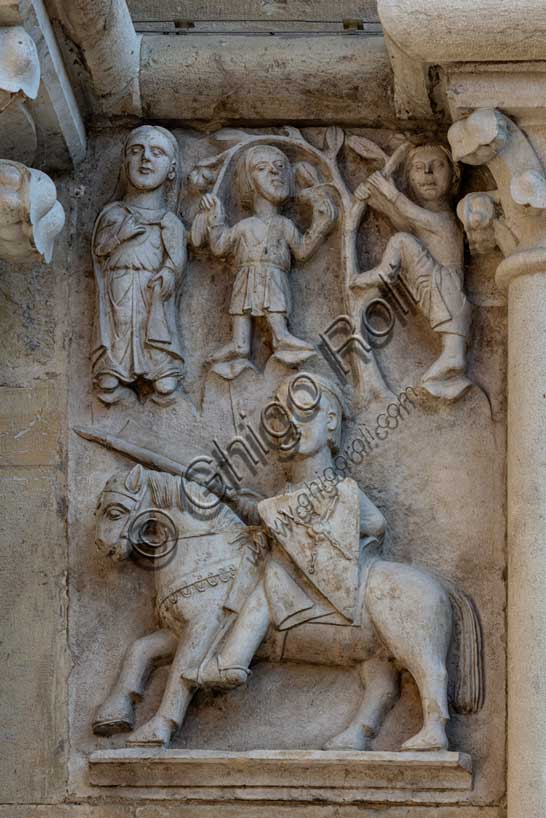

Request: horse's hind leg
left=323, top=658, right=399, bottom=750
left=93, top=629, right=177, bottom=735
left=366, top=561, right=452, bottom=752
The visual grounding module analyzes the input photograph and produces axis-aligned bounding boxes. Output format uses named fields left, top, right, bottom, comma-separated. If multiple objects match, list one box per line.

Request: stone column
left=449, top=109, right=546, bottom=818
left=503, top=255, right=546, bottom=818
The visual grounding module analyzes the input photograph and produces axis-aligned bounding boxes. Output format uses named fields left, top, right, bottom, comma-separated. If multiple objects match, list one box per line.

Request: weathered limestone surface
left=61, top=127, right=506, bottom=812
left=6, top=2, right=545, bottom=817
left=140, top=34, right=396, bottom=125
left=0, top=176, right=71, bottom=801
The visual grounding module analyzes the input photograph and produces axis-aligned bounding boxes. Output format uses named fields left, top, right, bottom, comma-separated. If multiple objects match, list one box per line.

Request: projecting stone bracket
left=448, top=108, right=546, bottom=287
left=89, top=749, right=472, bottom=802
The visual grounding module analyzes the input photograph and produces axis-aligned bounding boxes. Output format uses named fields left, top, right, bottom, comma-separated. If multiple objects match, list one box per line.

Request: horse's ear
left=125, top=464, right=144, bottom=494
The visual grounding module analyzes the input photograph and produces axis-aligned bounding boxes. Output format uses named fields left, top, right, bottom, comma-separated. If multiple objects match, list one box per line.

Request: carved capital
left=448, top=109, right=546, bottom=287
left=0, top=159, right=65, bottom=263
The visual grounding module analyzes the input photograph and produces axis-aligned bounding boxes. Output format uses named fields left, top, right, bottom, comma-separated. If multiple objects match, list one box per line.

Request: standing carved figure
left=92, top=126, right=186, bottom=405
left=351, top=144, right=472, bottom=400
left=196, top=144, right=336, bottom=378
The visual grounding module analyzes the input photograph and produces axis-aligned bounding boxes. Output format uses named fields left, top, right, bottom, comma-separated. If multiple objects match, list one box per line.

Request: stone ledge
left=89, top=749, right=472, bottom=796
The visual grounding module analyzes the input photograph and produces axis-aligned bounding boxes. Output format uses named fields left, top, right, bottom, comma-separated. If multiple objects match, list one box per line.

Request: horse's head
left=96, top=464, right=149, bottom=561
left=96, top=464, right=245, bottom=562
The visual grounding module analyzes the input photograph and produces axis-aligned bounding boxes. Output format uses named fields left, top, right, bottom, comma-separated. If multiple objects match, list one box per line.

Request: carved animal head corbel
left=456, top=190, right=517, bottom=258
left=448, top=109, right=546, bottom=254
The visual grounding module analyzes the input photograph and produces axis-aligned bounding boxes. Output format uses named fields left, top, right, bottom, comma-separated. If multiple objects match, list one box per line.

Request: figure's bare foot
left=209, top=339, right=250, bottom=364
left=127, top=714, right=174, bottom=747
left=351, top=264, right=397, bottom=291
left=94, top=374, right=133, bottom=405
left=421, top=335, right=465, bottom=385
left=93, top=692, right=135, bottom=735
left=153, top=375, right=178, bottom=396
left=272, top=334, right=315, bottom=366
left=401, top=720, right=448, bottom=752
left=322, top=723, right=373, bottom=751
left=183, top=656, right=249, bottom=690
left=421, top=355, right=464, bottom=385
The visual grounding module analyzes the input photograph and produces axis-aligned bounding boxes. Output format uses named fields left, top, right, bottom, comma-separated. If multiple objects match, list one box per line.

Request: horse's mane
left=118, top=466, right=243, bottom=531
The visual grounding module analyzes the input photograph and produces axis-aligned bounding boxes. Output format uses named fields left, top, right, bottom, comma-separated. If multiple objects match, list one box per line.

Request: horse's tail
left=448, top=585, right=485, bottom=714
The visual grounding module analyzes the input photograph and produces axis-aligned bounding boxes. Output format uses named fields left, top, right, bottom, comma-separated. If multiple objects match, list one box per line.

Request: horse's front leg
left=127, top=613, right=226, bottom=748
left=93, top=629, right=177, bottom=735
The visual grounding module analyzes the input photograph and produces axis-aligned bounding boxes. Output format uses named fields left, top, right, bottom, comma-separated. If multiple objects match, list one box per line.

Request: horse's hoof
left=401, top=723, right=448, bottom=752
left=127, top=715, right=173, bottom=748
left=322, top=725, right=372, bottom=751
left=93, top=693, right=134, bottom=735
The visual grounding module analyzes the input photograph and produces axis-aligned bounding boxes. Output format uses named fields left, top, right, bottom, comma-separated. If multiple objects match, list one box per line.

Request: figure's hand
left=365, top=171, right=400, bottom=204
left=149, top=268, right=176, bottom=300
left=303, top=187, right=337, bottom=227
left=199, top=193, right=222, bottom=222
left=117, top=213, right=146, bottom=242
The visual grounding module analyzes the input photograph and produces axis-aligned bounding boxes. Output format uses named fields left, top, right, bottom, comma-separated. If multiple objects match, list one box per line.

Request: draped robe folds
left=92, top=202, right=185, bottom=384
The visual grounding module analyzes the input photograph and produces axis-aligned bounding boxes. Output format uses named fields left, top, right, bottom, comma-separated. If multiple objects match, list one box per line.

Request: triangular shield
left=258, top=478, right=360, bottom=621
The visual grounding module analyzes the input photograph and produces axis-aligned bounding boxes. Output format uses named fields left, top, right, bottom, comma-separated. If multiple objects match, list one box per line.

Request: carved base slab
left=89, top=749, right=472, bottom=802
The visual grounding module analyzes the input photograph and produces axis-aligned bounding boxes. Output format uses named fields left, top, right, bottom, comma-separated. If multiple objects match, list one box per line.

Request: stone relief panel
left=67, top=124, right=506, bottom=806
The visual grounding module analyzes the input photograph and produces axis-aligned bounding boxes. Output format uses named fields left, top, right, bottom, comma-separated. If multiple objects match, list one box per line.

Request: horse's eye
left=106, top=508, right=124, bottom=520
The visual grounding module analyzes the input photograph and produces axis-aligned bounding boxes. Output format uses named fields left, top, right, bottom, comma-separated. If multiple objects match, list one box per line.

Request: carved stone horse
left=93, top=465, right=484, bottom=750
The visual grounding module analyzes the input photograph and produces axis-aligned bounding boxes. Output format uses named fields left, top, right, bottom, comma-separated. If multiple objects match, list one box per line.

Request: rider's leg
left=129, top=614, right=226, bottom=747
left=323, top=658, right=399, bottom=750
left=195, top=581, right=271, bottom=689
left=93, top=629, right=177, bottom=735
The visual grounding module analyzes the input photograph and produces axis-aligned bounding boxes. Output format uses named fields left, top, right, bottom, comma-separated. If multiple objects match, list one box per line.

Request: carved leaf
left=213, top=128, right=254, bottom=144
left=347, top=134, right=388, bottom=164
left=190, top=211, right=209, bottom=249
left=294, top=160, right=322, bottom=190
left=324, top=126, right=345, bottom=157
left=282, top=126, right=306, bottom=142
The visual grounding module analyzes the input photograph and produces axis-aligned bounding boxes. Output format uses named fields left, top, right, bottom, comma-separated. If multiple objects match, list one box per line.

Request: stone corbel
left=448, top=108, right=546, bottom=286
left=0, top=24, right=64, bottom=262
left=0, top=25, right=39, bottom=164
left=0, top=158, right=65, bottom=263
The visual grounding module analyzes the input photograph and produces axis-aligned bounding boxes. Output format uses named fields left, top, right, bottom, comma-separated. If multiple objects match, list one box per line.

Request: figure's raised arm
left=287, top=187, right=337, bottom=262
left=199, top=193, right=238, bottom=257
left=358, top=171, right=438, bottom=233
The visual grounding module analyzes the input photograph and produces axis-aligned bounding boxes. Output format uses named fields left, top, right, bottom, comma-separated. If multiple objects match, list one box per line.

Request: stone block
left=0, top=381, right=62, bottom=466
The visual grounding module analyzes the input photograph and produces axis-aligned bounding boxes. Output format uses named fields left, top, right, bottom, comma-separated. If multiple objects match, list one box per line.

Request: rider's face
left=269, top=377, right=337, bottom=460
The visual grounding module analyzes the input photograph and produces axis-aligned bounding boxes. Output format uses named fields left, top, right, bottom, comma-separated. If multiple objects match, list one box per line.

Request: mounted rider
left=187, top=371, right=386, bottom=689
